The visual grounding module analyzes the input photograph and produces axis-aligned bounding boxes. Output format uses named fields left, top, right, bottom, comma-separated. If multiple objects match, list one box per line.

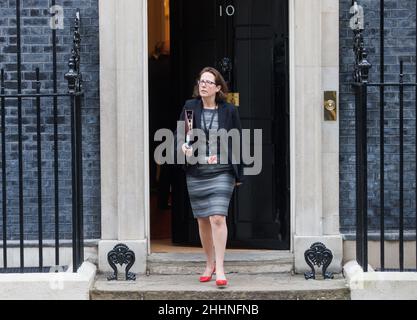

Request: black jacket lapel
left=193, top=99, right=202, bottom=129
left=217, top=101, right=227, bottom=129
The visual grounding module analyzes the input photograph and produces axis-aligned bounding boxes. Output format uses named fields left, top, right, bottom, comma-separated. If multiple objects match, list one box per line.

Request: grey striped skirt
left=186, top=165, right=235, bottom=218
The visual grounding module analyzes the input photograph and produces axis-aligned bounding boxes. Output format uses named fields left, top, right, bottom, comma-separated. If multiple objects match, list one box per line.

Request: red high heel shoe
left=216, top=278, right=228, bottom=288
left=199, top=267, right=216, bottom=282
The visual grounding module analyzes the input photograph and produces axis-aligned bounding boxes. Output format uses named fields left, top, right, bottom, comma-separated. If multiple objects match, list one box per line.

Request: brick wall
left=340, top=0, right=416, bottom=234
left=0, top=0, right=100, bottom=240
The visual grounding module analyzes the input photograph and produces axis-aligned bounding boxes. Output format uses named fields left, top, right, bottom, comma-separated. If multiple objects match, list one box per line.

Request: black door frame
left=148, top=0, right=291, bottom=250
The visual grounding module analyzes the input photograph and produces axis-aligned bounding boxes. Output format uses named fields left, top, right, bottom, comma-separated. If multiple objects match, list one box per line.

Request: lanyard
left=201, top=107, right=217, bottom=135
left=201, top=107, right=218, bottom=156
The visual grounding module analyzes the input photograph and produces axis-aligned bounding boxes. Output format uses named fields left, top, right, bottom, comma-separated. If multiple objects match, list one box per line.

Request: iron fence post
left=65, top=9, right=83, bottom=272
left=352, top=0, right=371, bottom=272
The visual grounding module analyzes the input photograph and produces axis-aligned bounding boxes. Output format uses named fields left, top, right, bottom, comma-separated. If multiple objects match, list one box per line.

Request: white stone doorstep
left=0, top=262, right=96, bottom=300
left=343, top=260, right=417, bottom=300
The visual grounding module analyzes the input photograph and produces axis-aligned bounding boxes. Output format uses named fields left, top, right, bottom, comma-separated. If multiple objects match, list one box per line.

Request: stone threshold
left=90, top=273, right=349, bottom=300
left=146, top=251, right=294, bottom=275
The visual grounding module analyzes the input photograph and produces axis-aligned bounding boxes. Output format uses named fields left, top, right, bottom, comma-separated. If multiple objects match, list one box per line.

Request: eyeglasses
left=197, top=79, right=216, bottom=86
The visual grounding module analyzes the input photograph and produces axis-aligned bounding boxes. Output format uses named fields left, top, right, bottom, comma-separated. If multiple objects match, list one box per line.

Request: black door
left=170, top=0, right=290, bottom=249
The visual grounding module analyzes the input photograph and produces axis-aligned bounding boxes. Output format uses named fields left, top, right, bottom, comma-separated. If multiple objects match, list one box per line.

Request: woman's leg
left=197, top=217, right=216, bottom=276
left=209, top=215, right=228, bottom=280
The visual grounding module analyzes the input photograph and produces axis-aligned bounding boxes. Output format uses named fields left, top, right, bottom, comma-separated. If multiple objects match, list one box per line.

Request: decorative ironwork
left=107, top=244, right=136, bottom=281
left=304, top=242, right=334, bottom=280
left=0, top=8, right=85, bottom=273
left=351, top=1, right=371, bottom=83
left=218, top=57, right=233, bottom=84
left=65, top=9, right=83, bottom=93
left=351, top=0, right=417, bottom=274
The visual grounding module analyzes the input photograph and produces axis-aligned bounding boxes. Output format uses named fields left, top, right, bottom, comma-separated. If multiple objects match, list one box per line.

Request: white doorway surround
left=290, top=0, right=343, bottom=273
left=97, top=0, right=342, bottom=274
left=98, top=0, right=149, bottom=273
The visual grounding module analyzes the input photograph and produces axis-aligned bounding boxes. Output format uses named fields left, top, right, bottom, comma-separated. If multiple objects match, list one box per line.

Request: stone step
left=90, top=273, right=350, bottom=300
left=147, top=251, right=294, bottom=275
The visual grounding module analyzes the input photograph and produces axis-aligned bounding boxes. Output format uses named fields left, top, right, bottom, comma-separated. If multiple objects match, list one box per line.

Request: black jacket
left=174, top=98, right=246, bottom=184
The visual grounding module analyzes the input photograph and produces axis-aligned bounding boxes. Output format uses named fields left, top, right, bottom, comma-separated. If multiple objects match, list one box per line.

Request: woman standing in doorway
left=177, top=67, right=244, bottom=288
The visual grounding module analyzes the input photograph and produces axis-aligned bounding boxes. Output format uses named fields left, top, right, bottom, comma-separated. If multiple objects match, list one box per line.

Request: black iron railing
left=352, top=0, right=417, bottom=272
left=0, top=8, right=83, bottom=273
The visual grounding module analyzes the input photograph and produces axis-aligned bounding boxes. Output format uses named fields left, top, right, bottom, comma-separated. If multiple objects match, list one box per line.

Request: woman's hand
left=182, top=143, right=193, bottom=157
left=207, top=155, right=218, bottom=164
left=235, top=180, right=242, bottom=187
